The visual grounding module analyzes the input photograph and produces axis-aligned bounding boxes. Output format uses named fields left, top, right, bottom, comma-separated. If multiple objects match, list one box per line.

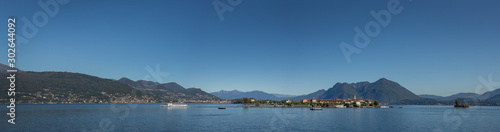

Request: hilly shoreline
left=2, top=63, right=499, bottom=105
left=0, top=64, right=221, bottom=104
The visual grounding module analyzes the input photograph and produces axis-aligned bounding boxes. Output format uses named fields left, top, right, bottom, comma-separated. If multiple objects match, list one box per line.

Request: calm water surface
left=2, top=104, right=500, bottom=131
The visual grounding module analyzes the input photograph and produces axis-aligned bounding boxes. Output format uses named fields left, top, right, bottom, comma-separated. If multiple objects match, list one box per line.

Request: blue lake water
left=2, top=104, right=500, bottom=131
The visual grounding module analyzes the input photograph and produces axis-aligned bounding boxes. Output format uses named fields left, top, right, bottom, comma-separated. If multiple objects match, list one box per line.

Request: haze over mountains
left=210, top=90, right=293, bottom=100
left=418, top=89, right=500, bottom=101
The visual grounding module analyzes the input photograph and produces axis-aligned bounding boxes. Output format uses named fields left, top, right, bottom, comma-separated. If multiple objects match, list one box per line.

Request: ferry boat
left=160, top=103, right=188, bottom=107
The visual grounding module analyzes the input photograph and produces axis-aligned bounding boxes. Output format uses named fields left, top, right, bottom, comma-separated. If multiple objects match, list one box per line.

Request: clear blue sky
left=1, top=0, right=499, bottom=96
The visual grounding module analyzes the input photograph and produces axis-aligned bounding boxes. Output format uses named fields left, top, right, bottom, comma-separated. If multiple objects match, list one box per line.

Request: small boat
left=218, top=107, right=226, bottom=109
left=379, top=106, right=390, bottom=108
left=399, top=107, right=403, bottom=108
left=160, top=103, right=188, bottom=107
left=335, top=105, right=346, bottom=108
left=310, top=107, right=322, bottom=110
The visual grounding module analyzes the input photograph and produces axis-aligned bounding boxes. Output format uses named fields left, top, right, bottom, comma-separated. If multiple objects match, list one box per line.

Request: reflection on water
left=161, top=107, right=188, bottom=110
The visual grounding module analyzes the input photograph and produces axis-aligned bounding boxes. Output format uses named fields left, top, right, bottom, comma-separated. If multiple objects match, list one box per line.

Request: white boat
left=161, top=103, right=188, bottom=107
left=310, top=107, right=322, bottom=110
left=379, top=106, right=390, bottom=108
left=335, top=105, right=346, bottom=108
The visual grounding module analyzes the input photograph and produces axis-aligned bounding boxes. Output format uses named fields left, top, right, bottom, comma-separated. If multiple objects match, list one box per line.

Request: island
left=454, top=99, right=470, bottom=108
left=236, top=95, right=383, bottom=108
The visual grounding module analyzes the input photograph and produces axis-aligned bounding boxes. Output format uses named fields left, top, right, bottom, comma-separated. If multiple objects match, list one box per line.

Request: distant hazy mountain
left=487, top=94, right=500, bottom=101
left=271, top=93, right=297, bottom=98
left=290, top=89, right=326, bottom=102
left=418, top=94, right=443, bottom=100
left=479, top=89, right=500, bottom=99
left=440, top=93, right=480, bottom=101
left=319, top=78, right=421, bottom=103
left=419, top=88, right=500, bottom=101
left=209, top=90, right=244, bottom=99
left=118, top=78, right=219, bottom=101
left=211, top=90, right=288, bottom=100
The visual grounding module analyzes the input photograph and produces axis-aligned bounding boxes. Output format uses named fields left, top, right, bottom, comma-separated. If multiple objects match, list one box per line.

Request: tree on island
left=374, top=100, right=380, bottom=106
left=242, top=98, right=250, bottom=105
left=454, top=99, right=470, bottom=108
left=353, top=103, right=359, bottom=107
left=281, top=100, right=287, bottom=104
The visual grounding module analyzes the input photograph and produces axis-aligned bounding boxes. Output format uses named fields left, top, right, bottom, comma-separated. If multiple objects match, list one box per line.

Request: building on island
left=301, top=98, right=320, bottom=103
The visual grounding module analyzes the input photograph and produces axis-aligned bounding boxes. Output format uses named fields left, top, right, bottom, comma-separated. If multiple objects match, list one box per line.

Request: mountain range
left=212, top=78, right=500, bottom=104
left=0, top=71, right=149, bottom=104
left=289, top=89, right=326, bottom=102
left=118, top=78, right=219, bottom=101
left=320, top=78, right=421, bottom=103
left=2, top=63, right=499, bottom=105
left=418, top=89, right=500, bottom=101
left=487, top=94, right=500, bottom=101
left=210, top=90, right=292, bottom=100
left=212, top=78, right=421, bottom=103
left=0, top=64, right=218, bottom=104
